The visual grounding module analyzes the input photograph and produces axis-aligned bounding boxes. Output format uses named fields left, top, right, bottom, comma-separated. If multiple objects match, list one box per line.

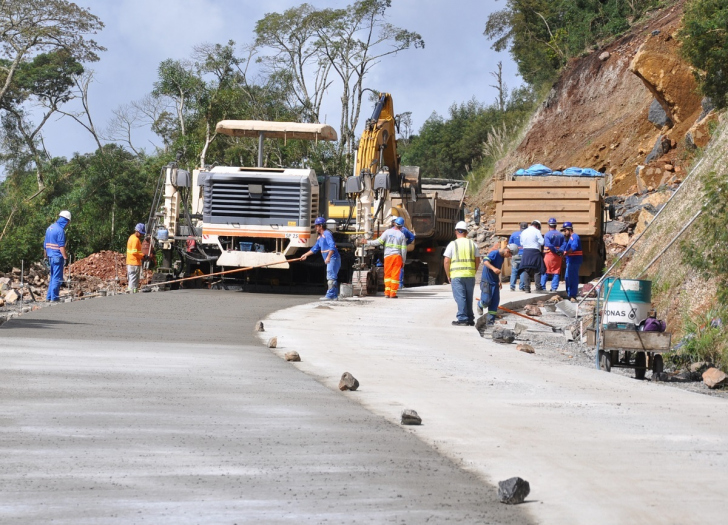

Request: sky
left=39, top=0, right=523, bottom=160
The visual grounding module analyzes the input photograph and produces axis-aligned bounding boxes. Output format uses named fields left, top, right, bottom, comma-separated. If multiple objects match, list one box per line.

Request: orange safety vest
left=126, top=233, right=143, bottom=266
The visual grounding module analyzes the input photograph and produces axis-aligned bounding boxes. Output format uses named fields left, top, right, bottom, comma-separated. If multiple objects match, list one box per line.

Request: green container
left=602, top=278, right=652, bottom=327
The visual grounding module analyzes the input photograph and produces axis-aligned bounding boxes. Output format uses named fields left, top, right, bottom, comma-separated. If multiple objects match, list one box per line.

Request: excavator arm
left=355, top=93, right=399, bottom=181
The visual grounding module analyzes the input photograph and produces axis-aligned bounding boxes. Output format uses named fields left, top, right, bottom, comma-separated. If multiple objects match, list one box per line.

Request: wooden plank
left=603, top=330, right=671, bottom=351
left=499, top=203, right=591, bottom=212
left=494, top=182, right=503, bottom=202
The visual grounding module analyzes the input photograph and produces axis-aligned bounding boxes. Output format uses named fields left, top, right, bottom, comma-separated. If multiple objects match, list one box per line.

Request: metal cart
left=587, top=328, right=671, bottom=379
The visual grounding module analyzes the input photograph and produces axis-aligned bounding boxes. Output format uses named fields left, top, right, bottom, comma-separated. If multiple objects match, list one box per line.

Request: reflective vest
left=127, top=233, right=143, bottom=265
left=449, top=238, right=477, bottom=278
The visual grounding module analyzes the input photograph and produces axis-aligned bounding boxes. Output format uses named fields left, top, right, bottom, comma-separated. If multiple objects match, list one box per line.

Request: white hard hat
left=507, top=243, right=519, bottom=254
left=59, top=210, right=71, bottom=220
left=455, top=221, right=468, bottom=231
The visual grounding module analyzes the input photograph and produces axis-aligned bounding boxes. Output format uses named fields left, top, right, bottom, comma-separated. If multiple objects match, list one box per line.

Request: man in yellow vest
left=443, top=221, right=480, bottom=326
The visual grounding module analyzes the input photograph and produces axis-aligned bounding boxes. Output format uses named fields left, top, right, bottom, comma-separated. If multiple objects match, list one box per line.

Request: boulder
left=267, top=337, right=278, bottom=349
left=645, top=135, right=668, bottom=164
left=642, top=191, right=671, bottom=209
left=620, top=206, right=643, bottom=224
left=685, top=111, right=719, bottom=150
left=517, top=344, right=535, bottom=354
left=702, top=368, right=727, bottom=389
left=690, top=361, right=709, bottom=374
left=512, top=323, right=528, bottom=336
left=4, top=289, right=19, bottom=305
left=498, top=477, right=530, bottom=505
left=698, top=96, right=715, bottom=121
left=284, top=351, right=301, bottom=362
left=647, top=98, right=672, bottom=128
left=401, top=409, right=422, bottom=425
left=605, top=221, right=629, bottom=234
left=492, top=327, right=516, bottom=344
left=254, top=321, right=265, bottom=332
left=612, top=233, right=631, bottom=246
left=599, top=51, right=610, bottom=61
left=523, top=304, right=541, bottom=317
left=339, top=372, right=360, bottom=391
left=633, top=208, right=655, bottom=236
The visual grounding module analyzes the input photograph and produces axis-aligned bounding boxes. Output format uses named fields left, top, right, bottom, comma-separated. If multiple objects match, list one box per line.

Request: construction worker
left=561, top=221, right=582, bottom=302
left=301, top=216, right=341, bottom=300
left=389, top=216, right=415, bottom=288
left=362, top=217, right=407, bottom=298
left=43, top=210, right=71, bottom=302
left=508, top=222, right=528, bottom=291
left=541, top=218, right=565, bottom=292
left=444, top=221, right=479, bottom=326
left=477, top=243, right=519, bottom=326
left=126, top=223, right=146, bottom=293
left=518, top=220, right=544, bottom=293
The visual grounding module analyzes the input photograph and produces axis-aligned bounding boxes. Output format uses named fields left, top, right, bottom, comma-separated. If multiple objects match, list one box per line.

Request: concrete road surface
left=0, top=290, right=531, bottom=524
left=264, top=286, right=728, bottom=525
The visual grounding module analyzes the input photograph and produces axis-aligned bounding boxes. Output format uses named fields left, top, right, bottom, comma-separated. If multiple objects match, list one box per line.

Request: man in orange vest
left=126, top=223, right=146, bottom=292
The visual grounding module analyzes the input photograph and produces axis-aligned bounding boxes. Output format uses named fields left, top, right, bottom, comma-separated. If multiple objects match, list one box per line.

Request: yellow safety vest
left=449, top=237, right=476, bottom=278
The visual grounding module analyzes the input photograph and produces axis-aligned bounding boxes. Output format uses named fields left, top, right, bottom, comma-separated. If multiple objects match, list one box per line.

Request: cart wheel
left=635, top=351, right=647, bottom=380
left=652, top=354, right=664, bottom=377
left=599, top=350, right=611, bottom=372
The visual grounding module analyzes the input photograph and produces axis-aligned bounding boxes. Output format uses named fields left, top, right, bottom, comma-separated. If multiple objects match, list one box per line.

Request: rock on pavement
left=339, top=372, right=359, bottom=391
left=491, top=327, right=516, bottom=344
left=498, top=477, right=530, bottom=504
left=284, top=351, right=301, bottom=362
left=702, top=368, right=727, bottom=389
left=401, top=409, right=422, bottom=425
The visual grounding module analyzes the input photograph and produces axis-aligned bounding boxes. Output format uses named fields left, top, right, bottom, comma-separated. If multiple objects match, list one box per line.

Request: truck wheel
left=598, top=350, right=611, bottom=372
left=634, top=351, right=647, bottom=380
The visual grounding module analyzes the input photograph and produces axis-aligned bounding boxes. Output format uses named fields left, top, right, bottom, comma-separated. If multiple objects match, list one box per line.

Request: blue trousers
left=541, top=272, right=560, bottom=291
left=510, top=258, right=521, bottom=290
left=325, top=256, right=341, bottom=299
left=451, top=277, right=475, bottom=322
left=47, top=256, right=64, bottom=301
left=565, top=256, right=582, bottom=299
left=479, top=281, right=500, bottom=323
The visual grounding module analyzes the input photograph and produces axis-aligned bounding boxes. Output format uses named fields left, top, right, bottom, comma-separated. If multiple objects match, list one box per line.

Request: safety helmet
left=59, top=210, right=71, bottom=220
left=455, top=220, right=468, bottom=231
left=394, top=217, right=405, bottom=227
left=532, top=219, right=541, bottom=227
left=135, top=223, right=146, bottom=235
left=507, top=243, right=519, bottom=254
left=314, top=217, right=327, bottom=226
left=548, top=217, right=557, bottom=226
left=562, top=221, right=573, bottom=229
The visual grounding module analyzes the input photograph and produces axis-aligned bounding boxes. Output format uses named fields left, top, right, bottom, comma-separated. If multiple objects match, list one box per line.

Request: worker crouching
left=478, top=243, right=519, bottom=326
left=301, top=217, right=341, bottom=300
left=444, top=221, right=479, bottom=326
left=126, top=223, right=146, bottom=293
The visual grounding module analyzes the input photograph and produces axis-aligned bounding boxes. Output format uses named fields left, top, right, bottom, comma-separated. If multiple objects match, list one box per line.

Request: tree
left=680, top=0, right=728, bottom=109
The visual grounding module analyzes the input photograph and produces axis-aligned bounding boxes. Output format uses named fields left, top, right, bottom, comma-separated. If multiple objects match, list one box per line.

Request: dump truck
left=493, top=174, right=606, bottom=280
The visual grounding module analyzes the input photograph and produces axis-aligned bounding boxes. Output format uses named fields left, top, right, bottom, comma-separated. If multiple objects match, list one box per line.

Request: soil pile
left=69, top=251, right=126, bottom=281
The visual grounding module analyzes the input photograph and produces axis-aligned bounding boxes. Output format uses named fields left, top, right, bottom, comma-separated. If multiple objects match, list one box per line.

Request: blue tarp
left=513, top=164, right=603, bottom=178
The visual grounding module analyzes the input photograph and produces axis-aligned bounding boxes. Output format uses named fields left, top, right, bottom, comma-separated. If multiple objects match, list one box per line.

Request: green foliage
left=680, top=170, right=728, bottom=306
left=667, top=307, right=728, bottom=372
left=679, top=0, right=728, bottom=108
left=484, top=0, right=659, bottom=87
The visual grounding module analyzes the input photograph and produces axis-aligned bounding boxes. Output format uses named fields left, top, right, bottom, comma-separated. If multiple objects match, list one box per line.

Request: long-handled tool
left=498, top=305, right=563, bottom=333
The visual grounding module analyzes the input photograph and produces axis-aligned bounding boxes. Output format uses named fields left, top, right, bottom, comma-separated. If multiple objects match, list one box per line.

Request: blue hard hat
left=314, top=217, right=327, bottom=226
left=135, top=223, right=146, bottom=235
left=548, top=217, right=557, bottom=225
left=394, top=217, right=405, bottom=226
left=562, top=221, right=573, bottom=229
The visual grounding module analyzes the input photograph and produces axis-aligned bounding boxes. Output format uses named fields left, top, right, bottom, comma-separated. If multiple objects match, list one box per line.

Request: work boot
left=477, top=303, right=484, bottom=316
left=451, top=320, right=469, bottom=326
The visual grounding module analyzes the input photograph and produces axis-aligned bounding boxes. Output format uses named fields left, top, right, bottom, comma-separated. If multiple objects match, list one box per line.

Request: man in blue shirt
left=301, top=217, right=341, bottom=300
left=541, top=218, right=565, bottom=292
left=391, top=216, right=415, bottom=288
left=477, top=243, right=518, bottom=325
left=43, top=210, right=71, bottom=302
left=561, top=221, right=582, bottom=301
left=508, top=222, right=528, bottom=291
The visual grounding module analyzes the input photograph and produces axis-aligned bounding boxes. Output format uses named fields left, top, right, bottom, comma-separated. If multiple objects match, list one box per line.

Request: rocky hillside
left=472, top=0, right=723, bottom=335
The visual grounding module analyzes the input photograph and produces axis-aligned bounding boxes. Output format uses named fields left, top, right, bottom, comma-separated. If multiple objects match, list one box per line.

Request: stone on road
left=499, top=477, right=531, bottom=505
left=0, top=290, right=528, bottom=524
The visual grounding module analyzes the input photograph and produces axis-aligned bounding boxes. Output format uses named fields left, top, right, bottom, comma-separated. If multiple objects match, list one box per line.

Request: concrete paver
left=0, top=290, right=531, bottom=524
left=264, top=285, right=728, bottom=525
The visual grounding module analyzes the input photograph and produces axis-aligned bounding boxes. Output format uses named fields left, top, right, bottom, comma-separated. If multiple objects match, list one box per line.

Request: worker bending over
left=301, top=217, right=341, bottom=300
left=518, top=220, right=544, bottom=293
left=43, top=210, right=71, bottom=302
left=126, top=223, right=146, bottom=293
left=541, top=218, right=565, bottom=292
left=478, top=243, right=519, bottom=326
left=444, top=221, right=479, bottom=326
left=561, top=221, right=582, bottom=302
left=361, top=217, right=407, bottom=298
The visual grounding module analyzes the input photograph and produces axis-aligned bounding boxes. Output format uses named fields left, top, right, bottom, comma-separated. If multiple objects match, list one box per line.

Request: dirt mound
left=69, top=251, right=127, bottom=280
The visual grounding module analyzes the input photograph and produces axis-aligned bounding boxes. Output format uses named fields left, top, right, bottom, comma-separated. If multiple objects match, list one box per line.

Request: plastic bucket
left=601, top=278, right=652, bottom=327
left=340, top=283, right=353, bottom=298
left=157, top=228, right=169, bottom=241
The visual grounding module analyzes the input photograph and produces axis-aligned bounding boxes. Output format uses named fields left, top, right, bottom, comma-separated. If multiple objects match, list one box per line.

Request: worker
left=126, top=223, right=146, bottom=293
left=540, top=218, right=565, bottom=292
left=43, top=210, right=71, bottom=302
left=508, top=222, right=528, bottom=291
left=561, top=221, right=582, bottom=302
left=301, top=216, right=341, bottom=300
left=443, top=221, right=479, bottom=326
left=518, top=220, right=544, bottom=293
left=473, top=207, right=481, bottom=226
left=477, top=243, right=519, bottom=326
left=360, top=217, right=407, bottom=298
left=389, top=216, right=415, bottom=289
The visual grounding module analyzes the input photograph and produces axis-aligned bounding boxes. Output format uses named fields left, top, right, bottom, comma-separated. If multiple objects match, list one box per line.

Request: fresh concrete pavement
left=0, top=290, right=531, bottom=524
left=264, top=285, right=728, bottom=525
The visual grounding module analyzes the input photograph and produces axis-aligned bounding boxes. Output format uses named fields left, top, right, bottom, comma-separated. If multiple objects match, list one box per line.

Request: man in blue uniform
left=541, top=218, right=565, bottom=292
left=392, top=216, right=415, bottom=288
left=508, top=222, right=528, bottom=291
left=477, top=243, right=518, bottom=325
left=301, top=217, right=341, bottom=300
left=561, top=221, right=582, bottom=302
left=43, top=210, right=71, bottom=302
